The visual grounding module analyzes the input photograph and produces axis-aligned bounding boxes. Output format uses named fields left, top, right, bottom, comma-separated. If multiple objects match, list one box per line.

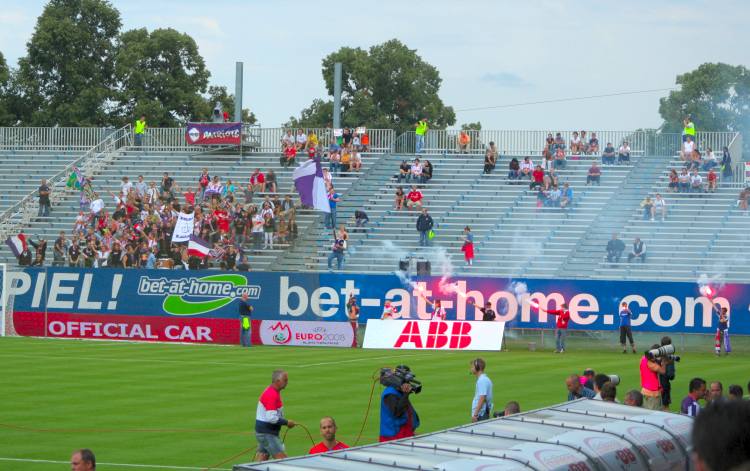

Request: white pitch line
left=297, top=352, right=431, bottom=367
left=0, top=457, right=230, bottom=470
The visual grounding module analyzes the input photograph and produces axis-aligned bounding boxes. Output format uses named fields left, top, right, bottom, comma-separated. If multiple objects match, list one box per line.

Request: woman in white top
left=654, top=193, right=667, bottom=221
left=702, top=147, right=718, bottom=171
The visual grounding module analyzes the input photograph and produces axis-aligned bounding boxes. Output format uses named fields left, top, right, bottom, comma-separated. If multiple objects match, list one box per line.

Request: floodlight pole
left=234, top=62, right=243, bottom=123
left=333, top=62, right=342, bottom=129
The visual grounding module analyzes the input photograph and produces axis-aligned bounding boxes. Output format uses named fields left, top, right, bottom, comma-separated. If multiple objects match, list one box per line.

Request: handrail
left=0, top=124, right=132, bottom=241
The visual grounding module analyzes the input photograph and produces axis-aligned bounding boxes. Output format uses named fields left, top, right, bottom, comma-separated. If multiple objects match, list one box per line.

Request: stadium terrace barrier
left=394, top=129, right=741, bottom=159
left=0, top=124, right=132, bottom=241
left=0, top=126, right=112, bottom=150
left=2, top=268, right=748, bottom=343
left=234, top=398, right=693, bottom=471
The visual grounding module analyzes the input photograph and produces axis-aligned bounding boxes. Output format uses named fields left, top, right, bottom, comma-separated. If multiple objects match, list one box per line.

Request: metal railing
left=0, top=125, right=132, bottom=241
left=0, top=127, right=115, bottom=150
left=393, top=129, right=740, bottom=157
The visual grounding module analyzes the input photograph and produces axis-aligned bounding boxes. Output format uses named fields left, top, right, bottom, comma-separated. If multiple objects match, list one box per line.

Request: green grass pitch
left=0, top=336, right=747, bottom=470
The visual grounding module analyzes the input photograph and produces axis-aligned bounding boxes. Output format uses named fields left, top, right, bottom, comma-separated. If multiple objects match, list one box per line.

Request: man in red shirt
left=406, top=185, right=423, bottom=210
left=540, top=303, right=571, bottom=353
left=250, top=169, right=266, bottom=193
left=308, top=416, right=349, bottom=454
left=531, top=165, right=544, bottom=190
left=707, top=168, right=717, bottom=192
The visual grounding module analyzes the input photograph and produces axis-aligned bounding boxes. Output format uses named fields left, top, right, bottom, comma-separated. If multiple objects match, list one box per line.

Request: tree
left=201, top=85, right=257, bottom=124
left=659, top=63, right=750, bottom=151
left=289, top=39, right=455, bottom=134
left=17, top=0, right=122, bottom=126
left=0, top=51, right=12, bottom=125
left=113, top=27, right=210, bottom=126
left=461, top=122, right=482, bottom=131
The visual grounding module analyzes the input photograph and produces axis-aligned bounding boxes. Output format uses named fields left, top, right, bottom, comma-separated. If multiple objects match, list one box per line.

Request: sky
left=1, top=0, right=749, bottom=130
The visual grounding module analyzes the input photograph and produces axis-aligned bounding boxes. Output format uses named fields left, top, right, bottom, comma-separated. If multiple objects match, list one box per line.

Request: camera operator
left=379, top=367, right=420, bottom=442
left=469, top=358, right=493, bottom=422
left=658, top=336, right=676, bottom=411
left=641, top=344, right=667, bottom=410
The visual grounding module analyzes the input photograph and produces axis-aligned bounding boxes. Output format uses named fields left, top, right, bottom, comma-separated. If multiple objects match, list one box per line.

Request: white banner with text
left=363, top=320, right=504, bottom=351
left=254, top=320, right=355, bottom=347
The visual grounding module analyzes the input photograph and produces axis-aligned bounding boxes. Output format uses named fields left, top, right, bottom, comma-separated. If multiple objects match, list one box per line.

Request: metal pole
left=234, top=62, right=243, bottom=123
left=333, top=62, right=342, bottom=129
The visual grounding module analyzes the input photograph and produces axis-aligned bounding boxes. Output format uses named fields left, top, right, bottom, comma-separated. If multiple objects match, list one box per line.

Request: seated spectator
left=531, top=165, right=544, bottom=190
left=588, top=132, right=600, bottom=154
left=668, top=169, right=679, bottom=192
left=397, top=160, right=410, bottom=183
left=507, top=158, right=520, bottom=180
left=352, top=134, right=361, bottom=151
left=690, top=170, right=704, bottom=193
left=328, top=141, right=341, bottom=172
left=606, top=233, right=625, bottom=264
left=627, top=237, right=646, bottom=263
left=544, top=185, right=561, bottom=207
left=340, top=149, right=351, bottom=173
left=394, top=186, right=405, bottom=211
left=484, top=146, right=497, bottom=175
left=281, top=129, right=294, bottom=149
left=457, top=131, right=470, bottom=153
left=249, top=169, right=265, bottom=193
left=553, top=147, right=566, bottom=169
left=406, top=186, right=423, bottom=210
left=641, top=196, right=655, bottom=221
left=265, top=170, right=277, bottom=193
left=654, top=193, right=667, bottom=221
left=738, top=187, right=749, bottom=211
left=354, top=210, right=369, bottom=232
left=617, top=141, right=631, bottom=164
left=602, top=142, right=616, bottom=165
left=307, top=130, right=319, bottom=150
left=677, top=168, right=690, bottom=192
left=569, top=131, right=582, bottom=154
left=560, top=183, right=573, bottom=209
left=566, top=374, right=596, bottom=400
left=519, top=156, right=534, bottom=179
left=553, top=132, right=565, bottom=153
left=281, top=145, right=296, bottom=168
left=680, top=135, right=695, bottom=161
left=422, top=160, right=433, bottom=182
left=580, top=130, right=589, bottom=154
left=623, top=389, right=643, bottom=407
left=600, top=383, right=617, bottom=403
left=702, top=147, right=718, bottom=171
left=409, top=158, right=424, bottom=183
left=350, top=150, right=362, bottom=172
left=586, top=163, right=601, bottom=185
left=295, top=128, right=307, bottom=150
left=686, top=149, right=701, bottom=171
left=707, top=168, right=717, bottom=192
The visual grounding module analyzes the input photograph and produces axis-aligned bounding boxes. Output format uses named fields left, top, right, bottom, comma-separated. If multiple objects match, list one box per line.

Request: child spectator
left=306, top=130, right=318, bottom=150
left=461, top=226, right=474, bottom=266
left=586, top=163, right=601, bottom=185
left=560, top=183, right=573, bottom=209
left=328, top=141, right=341, bottom=175
left=707, top=168, right=717, bottom=192
left=360, top=131, right=370, bottom=151
left=340, top=149, right=351, bottom=173
left=406, top=186, right=424, bottom=210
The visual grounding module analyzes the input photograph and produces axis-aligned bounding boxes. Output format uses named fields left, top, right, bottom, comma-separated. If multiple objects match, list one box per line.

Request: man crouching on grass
left=255, top=370, right=296, bottom=461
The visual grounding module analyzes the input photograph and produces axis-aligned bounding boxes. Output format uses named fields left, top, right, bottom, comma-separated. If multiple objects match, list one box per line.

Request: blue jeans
left=328, top=251, right=344, bottom=269
left=416, top=134, right=425, bottom=153
left=555, top=329, right=567, bottom=352
left=325, top=208, right=337, bottom=229
left=38, top=203, right=50, bottom=217
left=554, top=159, right=566, bottom=169
left=419, top=230, right=430, bottom=247
left=330, top=162, right=340, bottom=175
left=240, top=327, right=251, bottom=347
left=134, top=133, right=143, bottom=146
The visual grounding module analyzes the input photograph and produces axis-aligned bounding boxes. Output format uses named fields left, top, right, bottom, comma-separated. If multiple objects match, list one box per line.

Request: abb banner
left=251, top=320, right=355, bottom=347
left=13, top=311, right=238, bottom=344
left=362, top=320, right=504, bottom=351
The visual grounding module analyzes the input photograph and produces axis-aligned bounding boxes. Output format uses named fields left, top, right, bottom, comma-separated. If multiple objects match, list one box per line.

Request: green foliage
left=17, top=0, right=122, bottom=126
left=291, top=39, right=455, bottom=133
left=113, top=27, right=210, bottom=127
left=659, top=63, right=750, bottom=150
left=0, top=51, right=13, bottom=126
left=461, top=121, right=482, bottom=131
left=201, top=85, right=257, bottom=124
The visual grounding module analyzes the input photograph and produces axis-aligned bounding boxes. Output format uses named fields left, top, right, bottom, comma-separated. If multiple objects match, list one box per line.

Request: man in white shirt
left=121, top=176, right=133, bottom=198
left=520, top=157, right=534, bottom=179
left=690, top=170, right=703, bottom=193
left=295, top=129, right=307, bottom=150
left=470, top=358, right=493, bottom=422
left=281, top=130, right=294, bottom=149
left=252, top=213, right=265, bottom=251
left=654, top=193, right=667, bottom=221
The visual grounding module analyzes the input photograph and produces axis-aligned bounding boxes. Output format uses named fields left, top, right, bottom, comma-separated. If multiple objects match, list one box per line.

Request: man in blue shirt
left=470, top=358, right=493, bottom=421
left=325, top=187, right=341, bottom=230
left=238, top=293, right=253, bottom=347
left=619, top=301, right=636, bottom=354
left=566, top=374, right=596, bottom=401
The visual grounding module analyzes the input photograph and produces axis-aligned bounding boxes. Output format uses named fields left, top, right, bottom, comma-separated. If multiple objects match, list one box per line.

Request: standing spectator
left=394, top=186, right=405, bottom=211
left=325, top=187, right=341, bottom=230
left=692, top=399, right=750, bottom=471
left=617, top=141, right=631, bottom=164
left=53, top=231, right=68, bottom=266
left=262, top=213, right=275, bottom=250
left=254, top=370, right=296, bottom=461
left=120, top=176, right=133, bottom=198
left=640, top=344, right=667, bottom=410
left=720, top=146, right=733, bottom=180
left=406, top=186, right=423, bottom=210
left=606, top=233, right=625, bottom=264
left=586, top=162, right=601, bottom=185
left=415, top=118, right=428, bottom=153
left=327, top=237, right=345, bottom=270
left=728, top=385, right=743, bottom=400
left=680, top=377, right=706, bottom=417
left=641, top=196, right=655, bottom=221
left=134, top=175, right=147, bottom=199
left=470, top=358, right=493, bottom=422
left=602, top=142, right=616, bottom=165
left=328, top=141, right=341, bottom=175
left=68, top=240, right=81, bottom=267
left=627, top=237, right=646, bottom=263
left=600, top=383, right=617, bottom=402
left=38, top=179, right=51, bottom=217
left=308, top=417, right=350, bottom=454
left=682, top=116, right=696, bottom=143
left=654, top=193, right=667, bottom=220
left=540, top=304, right=571, bottom=353
left=619, top=302, right=636, bottom=353
left=461, top=226, right=474, bottom=266
left=397, top=160, right=410, bottom=183
left=457, top=131, right=470, bottom=153
left=342, top=127, right=353, bottom=148
left=29, top=238, right=47, bottom=266
left=519, top=156, right=534, bottom=179
left=252, top=211, right=264, bottom=251
left=484, top=143, right=497, bottom=174
left=347, top=296, right=360, bottom=347
left=360, top=131, right=370, bottom=151
left=134, top=115, right=147, bottom=146
left=416, top=208, right=434, bottom=247
left=238, top=292, right=253, bottom=348
left=706, top=381, right=724, bottom=404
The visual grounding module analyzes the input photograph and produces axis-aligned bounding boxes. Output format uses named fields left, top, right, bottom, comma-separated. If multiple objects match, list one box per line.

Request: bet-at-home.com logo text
left=137, top=274, right=260, bottom=316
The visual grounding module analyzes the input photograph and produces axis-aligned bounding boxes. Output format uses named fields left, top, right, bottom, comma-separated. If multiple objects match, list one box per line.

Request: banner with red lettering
left=185, top=122, right=241, bottom=145
left=251, top=320, right=355, bottom=347
left=362, top=320, right=504, bottom=350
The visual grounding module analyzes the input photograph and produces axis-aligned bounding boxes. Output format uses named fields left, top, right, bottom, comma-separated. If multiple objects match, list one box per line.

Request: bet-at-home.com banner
left=2, top=268, right=748, bottom=344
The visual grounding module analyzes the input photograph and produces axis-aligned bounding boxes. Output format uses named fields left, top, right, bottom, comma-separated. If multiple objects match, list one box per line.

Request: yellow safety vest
left=134, top=120, right=146, bottom=134
left=242, top=317, right=250, bottom=329
left=415, top=121, right=428, bottom=136
left=683, top=122, right=695, bottom=137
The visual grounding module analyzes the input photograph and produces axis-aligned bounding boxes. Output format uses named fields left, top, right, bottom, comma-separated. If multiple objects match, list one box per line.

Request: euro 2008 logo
left=270, top=322, right=291, bottom=344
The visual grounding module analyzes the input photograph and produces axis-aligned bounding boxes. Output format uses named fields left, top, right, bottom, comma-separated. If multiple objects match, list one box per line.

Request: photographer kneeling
left=379, top=366, right=421, bottom=442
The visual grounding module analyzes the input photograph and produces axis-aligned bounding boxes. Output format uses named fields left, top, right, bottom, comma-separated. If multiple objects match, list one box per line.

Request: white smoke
left=509, top=281, right=528, bottom=304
